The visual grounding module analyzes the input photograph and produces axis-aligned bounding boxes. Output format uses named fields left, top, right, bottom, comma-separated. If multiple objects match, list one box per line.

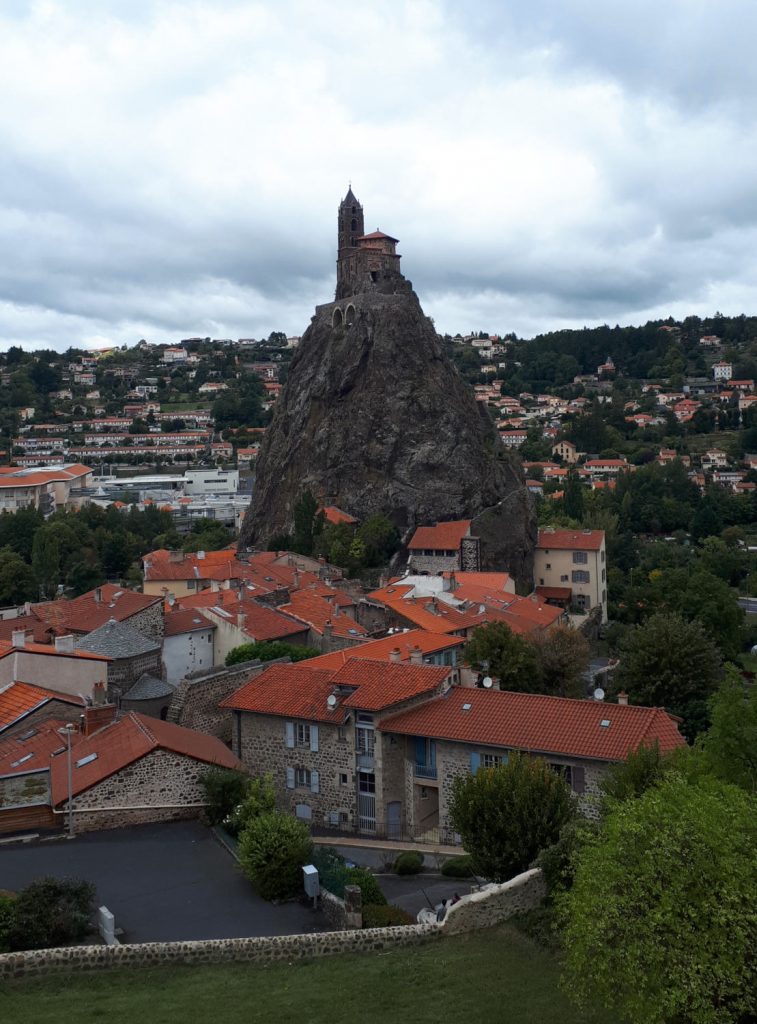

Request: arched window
left=351, top=218, right=357, bottom=232
left=333, top=308, right=343, bottom=328
left=345, top=304, right=355, bottom=326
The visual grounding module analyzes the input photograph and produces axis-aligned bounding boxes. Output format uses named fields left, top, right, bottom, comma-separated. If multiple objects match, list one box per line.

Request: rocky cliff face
left=240, top=278, right=535, bottom=587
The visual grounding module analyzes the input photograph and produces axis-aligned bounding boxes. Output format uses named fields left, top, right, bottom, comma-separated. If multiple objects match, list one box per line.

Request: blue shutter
left=470, top=752, right=480, bottom=774
left=285, top=722, right=295, bottom=748
left=429, top=739, right=437, bottom=769
left=286, top=767, right=295, bottom=789
left=310, top=770, right=320, bottom=794
left=310, top=724, right=319, bottom=752
left=414, top=736, right=426, bottom=765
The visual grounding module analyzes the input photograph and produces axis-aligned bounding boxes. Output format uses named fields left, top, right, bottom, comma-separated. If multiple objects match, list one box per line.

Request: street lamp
left=57, top=723, right=77, bottom=838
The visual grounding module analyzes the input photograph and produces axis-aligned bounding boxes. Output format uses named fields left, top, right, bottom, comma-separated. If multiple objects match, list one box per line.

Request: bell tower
left=336, top=187, right=364, bottom=298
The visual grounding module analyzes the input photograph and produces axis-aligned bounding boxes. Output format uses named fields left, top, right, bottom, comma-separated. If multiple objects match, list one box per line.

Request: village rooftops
left=537, top=529, right=604, bottom=551
left=163, top=609, right=215, bottom=638
left=320, top=506, right=358, bottom=526
left=222, top=658, right=450, bottom=721
left=379, top=688, right=685, bottom=763
left=0, top=639, right=110, bottom=663
left=74, top=619, right=161, bottom=659
left=407, top=520, right=471, bottom=551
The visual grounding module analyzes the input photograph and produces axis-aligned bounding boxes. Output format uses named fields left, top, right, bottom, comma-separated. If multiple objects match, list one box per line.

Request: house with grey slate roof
left=75, top=618, right=163, bottom=703
left=121, top=672, right=176, bottom=721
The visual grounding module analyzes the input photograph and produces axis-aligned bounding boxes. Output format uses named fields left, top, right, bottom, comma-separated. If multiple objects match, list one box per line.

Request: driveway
left=377, top=873, right=476, bottom=918
left=0, top=821, right=327, bottom=943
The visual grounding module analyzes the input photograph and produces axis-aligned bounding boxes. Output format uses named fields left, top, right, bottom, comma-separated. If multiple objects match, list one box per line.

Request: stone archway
left=332, top=307, right=344, bottom=328
left=345, top=304, right=356, bottom=327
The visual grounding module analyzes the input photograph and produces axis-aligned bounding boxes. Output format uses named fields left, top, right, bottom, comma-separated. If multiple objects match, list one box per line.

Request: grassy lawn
left=0, top=925, right=611, bottom=1024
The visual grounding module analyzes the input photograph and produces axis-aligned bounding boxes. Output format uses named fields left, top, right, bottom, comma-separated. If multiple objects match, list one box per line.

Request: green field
left=0, top=925, right=611, bottom=1024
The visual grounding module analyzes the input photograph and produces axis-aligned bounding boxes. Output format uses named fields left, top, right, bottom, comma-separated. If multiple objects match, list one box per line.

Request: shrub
left=534, top=818, right=599, bottom=896
left=223, top=774, right=275, bottom=837
left=393, top=851, right=424, bottom=875
left=225, top=641, right=319, bottom=667
left=9, top=877, right=95, bottom=951
left=345, top=868, right=386, bottom=906
left=238, top=812, right=312, bottom=901
left=0, top=892, right=17, bottom=953
left=200, top=768, right=250, bottom=826
left=441, top=855, right=475, bottom=878
left=362, top=903, right=415, bottom=928
left=311, top=848, right=349, bottom=898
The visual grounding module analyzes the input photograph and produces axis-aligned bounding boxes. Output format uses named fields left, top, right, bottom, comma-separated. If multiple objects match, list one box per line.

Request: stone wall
left=110, top=649, right=163, bottom=699
left=320, top=889, right=348, bottom=929
left=64, top=748, right=212, bottom=833
left=128, top=602, right=165, bottom=643
left=0, top=924, right=441, bottom=980
left=168, top=660, right=268, bottom=740
left=441, top=868, right=546, bottom=935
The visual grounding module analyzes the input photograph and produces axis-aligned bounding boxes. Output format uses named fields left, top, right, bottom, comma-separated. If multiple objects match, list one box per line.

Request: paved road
left=0, top=821, right=327, bottom=943
left=377, top=874, right=473, bottom=918
left=738, top=597, right=757, bottom=614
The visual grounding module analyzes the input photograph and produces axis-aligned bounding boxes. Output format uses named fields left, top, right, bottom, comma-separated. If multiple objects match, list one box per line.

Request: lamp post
left=57, top=723, right=76, bottom=838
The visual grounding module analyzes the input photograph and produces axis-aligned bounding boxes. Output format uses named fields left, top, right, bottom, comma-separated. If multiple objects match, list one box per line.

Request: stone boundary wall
left=320, top=889, right=347, bottom=929
left=441, top=868, right=546, bottom=935
left=0, top=925, right=441, bottom=980
left=167, top=659, right=269, bottom=740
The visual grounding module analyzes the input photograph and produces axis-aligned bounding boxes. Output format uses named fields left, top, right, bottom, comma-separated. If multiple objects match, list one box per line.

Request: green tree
left=200, top=768, right=250, bottom=826
left=702, top=667, right=757, bottom=793
left=450, top=752, right=575, bottom=882
left=0, top=547, right=37, bottom=604
left=615, top=613, right=721, bottom=739
left=291, top=490, right=322, bottom=557
left=529, top=626, right=590, bottom=698
left=561, top=470, right=585, bottom=521
left=465, top=622, right=540, bottom=692
left=558, top=777, right=757, bottom=1024
left=599, top=740, right=669, bottom=806
left=225, top=641, right=319, bottom=666
left=238, top=811, right=313, bottom=901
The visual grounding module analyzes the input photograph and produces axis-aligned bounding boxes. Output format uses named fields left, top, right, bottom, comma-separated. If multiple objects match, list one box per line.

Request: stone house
left=222, top=659, right=453, bottom=834
left=0, top=636, right=110, bottom=700
left=223, top=658, right=685, bottom=843
left=407, top=520, right=480, bottom=574
left=28, top=585, right=164, bottom=643
left=0, top=681, right=87, bottom=739
left=0, top=703, right=243, bottom=835
left=75, top=619, right=163, bottom=702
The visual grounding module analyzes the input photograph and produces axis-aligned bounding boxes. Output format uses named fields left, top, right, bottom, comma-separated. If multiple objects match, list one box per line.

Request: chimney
left=93, top=681, right=107, bottom=705
left=409, top=645, right=423, bottom=665
left=83, top=701, right=117, bottom=736
left=54, top=634, right=75, bottom=653
left=323, top=620, right=333, bottom=644
left=617, top=691, right=629, bottom=706
left=196, top=550, right=205, bottom=560
left=237, top=612, right=246, bottom=630
left=94, top=587, right=102, bottom=603
left=389, top=647, right=402, bottom=664
left=11, top=629, right=26, bottom=648
left=293, top=570, right=300, bottom=590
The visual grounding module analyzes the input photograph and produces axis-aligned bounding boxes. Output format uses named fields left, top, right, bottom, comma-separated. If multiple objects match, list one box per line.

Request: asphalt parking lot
left=0, top=821, right=327, bottom=943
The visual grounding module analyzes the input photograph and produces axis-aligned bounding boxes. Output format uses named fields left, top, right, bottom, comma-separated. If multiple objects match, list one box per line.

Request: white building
left=162, top=610, right=217, bottom=683
left=713, top=361, right=733, bottom=381
left=183, top=468, right=239, bottom=495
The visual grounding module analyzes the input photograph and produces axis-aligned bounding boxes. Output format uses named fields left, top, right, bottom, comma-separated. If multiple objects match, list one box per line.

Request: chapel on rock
left=335, top=188, right=402, bottom=300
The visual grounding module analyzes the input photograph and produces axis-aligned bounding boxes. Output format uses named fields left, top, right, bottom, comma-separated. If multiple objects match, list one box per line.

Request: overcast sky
left=3, top=0, right=757, bottom=350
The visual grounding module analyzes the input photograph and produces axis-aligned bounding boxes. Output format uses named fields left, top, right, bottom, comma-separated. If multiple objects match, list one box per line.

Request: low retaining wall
left=0, top=925, right=441, bottom=980
left=441, top=868, right=546, bottom=935
left=320, top=889, right=347, bottom=929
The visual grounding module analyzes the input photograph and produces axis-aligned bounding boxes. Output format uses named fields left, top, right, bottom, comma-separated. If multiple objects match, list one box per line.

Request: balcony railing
left=414, top=762, right=438, bottom=780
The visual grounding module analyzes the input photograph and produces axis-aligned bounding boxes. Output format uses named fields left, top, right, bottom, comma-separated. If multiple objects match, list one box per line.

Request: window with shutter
left=285, top=722, right=295, bottom=748
left=572, top=766, right=586, bottom=794
left=286, top=767, right=295, bottom=789
left=310, top=724, right=319, bottom=752
left=470, top=752, right=481, bottom=774
left=310, top=770, right=320, bottom=794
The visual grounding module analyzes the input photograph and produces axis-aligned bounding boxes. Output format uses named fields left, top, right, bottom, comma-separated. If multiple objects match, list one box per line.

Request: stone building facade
left=168, top=660, right=273, bottom=740
left=335, top=188, right=402, bottom=301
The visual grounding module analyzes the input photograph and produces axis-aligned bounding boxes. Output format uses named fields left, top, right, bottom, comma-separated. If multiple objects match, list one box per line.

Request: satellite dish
left=593, top=687, right=605, bottom=701
left=482, top=676, right=493, bottom=689
left=326, top=694, right=338, bottom=709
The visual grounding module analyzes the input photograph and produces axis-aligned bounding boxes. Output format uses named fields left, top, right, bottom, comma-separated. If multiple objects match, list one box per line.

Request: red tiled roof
left=32, top=584, right=161, bottom=634
left=221, top=664, right=343, bottom=722
left=536, top=586, right=572, bottom=600
left=330, top=659, right=449, bottom=711
left=0, top=639, right=110, bottom=662
left=408, top=520, right=471, bottom=551
left=358, top=230, right=399, bottom=242
left=163, top=609, right=215, bottom=637
left=222, top=659, right=449, bottom=719
left=0, top=718, right=71, bottom=779
left=537, top=529, right=604, bottom=552
left=320, top=506, right=358, bottom=526
left=49, top=713, right=243, bottom=804
left=0, top=682, right=86, bottom=733
left=307, top=629, right=463, bottom=670
left=379, top=689, right=686, bottom=762
left=209, top=599, right=308, bottom=642
left=0, top=615, right=51, bottom=644
left=279, top=591, right=367, bottom=639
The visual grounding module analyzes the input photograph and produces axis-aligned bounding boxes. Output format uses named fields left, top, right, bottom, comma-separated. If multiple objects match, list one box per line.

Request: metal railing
left=312, top=818, right=462, bottom=847
left=413, top=762, right=438, bottom=780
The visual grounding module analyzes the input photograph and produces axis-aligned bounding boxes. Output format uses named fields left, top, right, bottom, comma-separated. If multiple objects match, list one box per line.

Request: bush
left=311, top=848, right=349, bottom=898
left=345, top=868, right=386, bottom=906
left=0, top=892, right=16, bottom=953
left=200, top=768, right=250, bottom=826
left=393, top=851, right=424, bottom=875
left=223, top=774, right=275, bottom=837
left=362, top=904, right=414, bottom=928
left=534, top=818, right=600, bottom=896
left=238, top=812, right=312, bottom=901
left=225, top=641, right=319, bottom=667
left=9, top=877, right=95, bottom=951
left=441, top=855, right=475, bottom=878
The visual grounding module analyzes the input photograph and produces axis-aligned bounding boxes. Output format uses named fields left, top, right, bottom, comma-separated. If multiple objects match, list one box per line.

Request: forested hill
left=503, top=314, right=757, bottom=391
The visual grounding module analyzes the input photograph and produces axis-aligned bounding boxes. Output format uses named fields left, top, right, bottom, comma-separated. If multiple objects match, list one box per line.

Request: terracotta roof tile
left=0, top=682, right=86, bottom=733
left=163, top=609, right=215, bottom=637
left=220, top=664, right=343, bottom=722
left=408, top=520, right=471, bottom=551
left=307, top=629, right=463, bottom=670
left=379, top=689, right=686, bottom=762
left=32, top=584, right=161, bottom=634
left=279, top=592, right=367, bottom=639
left=330, top=660, right=449, bottom=711
left=537, top=529, right=605, bottom=552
